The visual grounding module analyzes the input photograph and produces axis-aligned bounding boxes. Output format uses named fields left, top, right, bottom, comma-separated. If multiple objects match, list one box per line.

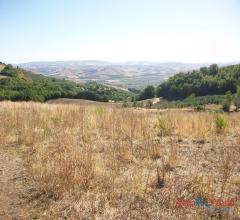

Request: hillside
left=0, top=64, right=133, bottom=102
left=156, top=64, right=240, bottom=100
left=19, top=61, right=221, bottom=89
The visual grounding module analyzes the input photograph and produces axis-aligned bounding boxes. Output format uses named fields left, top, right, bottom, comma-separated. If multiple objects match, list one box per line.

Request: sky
left=0, top=0, right=240, bottom=63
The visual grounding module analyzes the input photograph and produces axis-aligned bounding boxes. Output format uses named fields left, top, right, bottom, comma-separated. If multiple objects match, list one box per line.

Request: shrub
left=222, top=91, right=232, bottom=112
left=234, top=98, right=240, bottom=111
left=222, top=102, right=231, bottom=112
left=96, top=106, right=105, bottom=115
left=234, top=86, right=240, bottom=111
left=132, top=98, right=137, bottom=107
left=194, top=105, right=205, bottom=112
left=214, top=114, right=227, bottom=134
left=137, top=102, right=144, bottom=108
left=157, top=116, right=171, bottom=136
left=145, top=100, right=153, bottom=108
left=122, top=100, right=129, bottom=108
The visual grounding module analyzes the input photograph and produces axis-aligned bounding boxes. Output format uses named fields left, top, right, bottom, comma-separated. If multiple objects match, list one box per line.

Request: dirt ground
left=0, top=145, right=48, bottom=220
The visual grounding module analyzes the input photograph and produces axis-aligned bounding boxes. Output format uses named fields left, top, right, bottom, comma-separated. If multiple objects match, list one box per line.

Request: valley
left=18, top=61, right=215, bottom=89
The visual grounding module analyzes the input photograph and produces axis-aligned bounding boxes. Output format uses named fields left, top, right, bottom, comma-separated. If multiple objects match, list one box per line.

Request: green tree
left=1, top=64, right=18, bottom=77
left=200, top=67, right=208, bottom=75
left=209, top=64, right=219, bottom=76
left=138, top=85, right=155, bottom=100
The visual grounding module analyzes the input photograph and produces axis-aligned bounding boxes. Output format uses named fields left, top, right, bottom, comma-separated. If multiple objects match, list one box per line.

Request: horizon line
left=13, top=59, right=240, bottom=65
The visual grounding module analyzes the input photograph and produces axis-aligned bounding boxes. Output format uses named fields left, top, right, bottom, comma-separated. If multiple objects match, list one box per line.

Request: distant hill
left=156, top=64, right=240, bottom=100
left=18, top=60, right=235, bottom=89
left=0, top=63, right=133, bottom=102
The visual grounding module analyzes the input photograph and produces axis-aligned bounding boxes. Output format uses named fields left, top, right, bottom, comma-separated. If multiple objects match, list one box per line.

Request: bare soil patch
left=0, top=145, right=49, bottom=219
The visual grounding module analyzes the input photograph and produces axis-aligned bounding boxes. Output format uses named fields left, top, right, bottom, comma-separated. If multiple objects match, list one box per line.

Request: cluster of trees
left=137, top=85, right=155, bottom=100
left=133, top=64, right=240, bottom=110
left=0, top=64, right=132, bottom=102
left=156, top=64, right=240, bottom=100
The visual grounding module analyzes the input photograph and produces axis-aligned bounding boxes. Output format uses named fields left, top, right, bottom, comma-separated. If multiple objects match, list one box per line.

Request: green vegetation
left=139, top=63, right=240, bottom=110
left=234, top=86, right=240, bottom=110
left=137, top=85, right=155, bottom=100
left=122, top=99, right=129, bottom=108
left=154, top=94, right=226, bottom=109
left=0, top=64, right=133, bottom=102
left=2, top=62, right=240, bottom=109
left=145, top=100, right=153, bottom=108
left=214, top=114, right=227, bottom=134
left=156, top=64, right=240, bottom=100
left=157, top=116, right=172, bottom=136
left=222, top=91, right=232, bottom=112
left=194, top=105, right=205, bottom=112
left=96, top=106, right=105, bottom=115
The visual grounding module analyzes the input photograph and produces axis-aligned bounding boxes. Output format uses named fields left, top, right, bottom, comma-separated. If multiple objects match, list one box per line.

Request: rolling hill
left=0, top=63, right=133, bottom=102
left=18, top=61, right=223, bottom=89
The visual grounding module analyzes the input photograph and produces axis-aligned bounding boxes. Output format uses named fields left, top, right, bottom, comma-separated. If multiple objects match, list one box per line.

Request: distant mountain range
left=18, top=61, right=240, bottom=89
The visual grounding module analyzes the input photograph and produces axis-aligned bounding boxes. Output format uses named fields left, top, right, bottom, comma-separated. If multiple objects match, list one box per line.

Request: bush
left=145, top=100, right=153, bottom=108
left=222, top=101, right=231, bottom=112
left=136, top=102, right=144, bottom=108
left=234, top=86, right=240, bottom=111
left=122, top=100, right=129, bottom=108
left=194, top=105, right=205, bottom=112
left=132, top=97, right=137, bottom=108
left=96, top=106, right=105, bottom=115
left=214, top=114, right=227, bottom=134
left=222, top=91, right=232, bottom=112
left=157, top=116, right=171, bottom=136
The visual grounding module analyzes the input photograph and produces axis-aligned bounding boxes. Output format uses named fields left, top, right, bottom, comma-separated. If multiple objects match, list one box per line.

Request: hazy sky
left=1, top=0, right=240, bottom=63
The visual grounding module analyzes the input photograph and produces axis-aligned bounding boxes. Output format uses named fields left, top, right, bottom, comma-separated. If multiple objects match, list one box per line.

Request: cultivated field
left=0, top=101, right=240, bottom=219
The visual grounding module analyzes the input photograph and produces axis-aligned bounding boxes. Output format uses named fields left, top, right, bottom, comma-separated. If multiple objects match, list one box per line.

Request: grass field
left=47, top=98, right=121, bottom=106
left=0, top=101, right=240, bottom=219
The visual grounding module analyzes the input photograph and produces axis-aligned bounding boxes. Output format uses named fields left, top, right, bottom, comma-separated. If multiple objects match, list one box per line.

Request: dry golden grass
left=0, top=101, right=240, bottom=219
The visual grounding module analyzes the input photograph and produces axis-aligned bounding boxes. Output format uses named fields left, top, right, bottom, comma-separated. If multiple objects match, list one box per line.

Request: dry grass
left=0, top=101, right=240, bottom=219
